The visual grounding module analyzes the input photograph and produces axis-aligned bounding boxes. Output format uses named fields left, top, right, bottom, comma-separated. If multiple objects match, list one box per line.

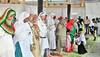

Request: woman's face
left=41, top=15, right=46, bottom=21
left=6, top=16, right=14, bottom=26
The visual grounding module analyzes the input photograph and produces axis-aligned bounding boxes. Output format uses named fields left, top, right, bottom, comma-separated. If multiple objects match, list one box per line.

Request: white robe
left=81, top=33, right=86, bottom=45
left=54, top=19, right=59, bottom=27
left=37, top=17, right=49, bottom=57
left=13, top=22, right=34, bottom=57
left=13, top=11, right=34, bottom=57
left=0, top=27, right=15, bottom=57
left=47, top=17, right=56, bottom=49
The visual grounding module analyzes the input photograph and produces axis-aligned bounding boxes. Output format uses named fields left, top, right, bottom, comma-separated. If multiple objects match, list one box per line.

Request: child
left=75, top=28, right=87, bottom=54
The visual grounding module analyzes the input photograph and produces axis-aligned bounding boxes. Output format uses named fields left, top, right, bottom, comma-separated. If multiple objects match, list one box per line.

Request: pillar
left=38, top=0, right=43, bottom=15
left=67, top=4, right=71, bottom=20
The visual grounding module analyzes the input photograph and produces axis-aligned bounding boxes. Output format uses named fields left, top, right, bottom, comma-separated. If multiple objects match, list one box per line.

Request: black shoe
left=93, top=37, right=96, bottom=41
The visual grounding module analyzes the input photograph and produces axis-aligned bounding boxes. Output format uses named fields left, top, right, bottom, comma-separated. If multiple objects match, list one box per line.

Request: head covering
left=15, top=11, right=30, bottom=32
left=0, top=8, right=16, bottom=25
left=39, top=12, right=46, bottom=17
left=66, top=19, right=74, bottom=30
left=78, top=16, right=82, bottom=20
left=38, top=12, right=46, bottom=22
left=18, top=11, right=30, bottom=23
left=14, top=11, right=33, bottom=45
left=0, top=8, right=16, bottom=35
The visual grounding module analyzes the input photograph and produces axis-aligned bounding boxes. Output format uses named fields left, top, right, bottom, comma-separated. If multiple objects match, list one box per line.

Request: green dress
left=70, top=24, right=76, bottom=44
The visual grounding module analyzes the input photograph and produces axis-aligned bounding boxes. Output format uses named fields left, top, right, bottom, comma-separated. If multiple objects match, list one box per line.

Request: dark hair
left=92, top=18, right=95, bottom=21
left=79, top=28, right=83, bottom=31
left=66, top=29, right=70, bottom=32
left=65, top=17, right=68, bottom=19
left=59, top=16, right=63, bottom=19
left=79, top=19, right=83, bottom=23
left=58, top=16, right=63, bottom=20
left=86, top=16, right=88, bottom=19
left=53, top=16, right=56, bottom=19
left=96, top=17, right=99, bottom=22
left=92, top=18, right=95, bottom=23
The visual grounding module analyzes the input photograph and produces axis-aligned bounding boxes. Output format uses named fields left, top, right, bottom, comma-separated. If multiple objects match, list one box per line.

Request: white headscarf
left=38, top=12, right=46, bottom=20
left=37, top=12, right=48, bottom=37
left=17, top=12, right=30, bottom=24
left=14, top=11, right=33, bottom=44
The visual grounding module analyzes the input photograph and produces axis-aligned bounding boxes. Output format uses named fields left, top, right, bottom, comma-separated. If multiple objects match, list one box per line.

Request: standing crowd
left=0, top=8, right=98, bottom=57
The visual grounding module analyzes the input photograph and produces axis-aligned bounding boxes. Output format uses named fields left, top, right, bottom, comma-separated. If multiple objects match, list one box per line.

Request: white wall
left=24, top=5, right=37, bottom=14
left=0, top=4, right=25, bottom=19
left=44, top=2, right=100, bottom=19
left=44, top=7, right=67, bottom=17
left=0, top=2, right=100, bottom=19
left=71, top=7, right=85, bottom=18
left=44, top=7, right=85, bottom=19
left=86, top=2, right=100, bottom=19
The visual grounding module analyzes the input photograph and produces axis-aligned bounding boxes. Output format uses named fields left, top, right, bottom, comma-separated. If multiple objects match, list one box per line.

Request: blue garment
left=15, top=42, right=23, bottom=57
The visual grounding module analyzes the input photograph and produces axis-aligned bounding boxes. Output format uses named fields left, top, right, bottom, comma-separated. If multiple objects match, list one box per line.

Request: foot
left=93, top=37, right=96, bottom=41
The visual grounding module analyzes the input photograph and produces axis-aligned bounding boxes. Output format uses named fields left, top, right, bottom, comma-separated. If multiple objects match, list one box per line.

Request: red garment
left=65, top=32, right=74, bottom=53
left=65, top=44, right=74, bottom=53
left=66, top=19, right=74, bottom=30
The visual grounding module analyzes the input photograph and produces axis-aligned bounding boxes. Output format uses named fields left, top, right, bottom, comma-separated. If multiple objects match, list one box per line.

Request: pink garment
left=65, top=35, right=71, bottom=52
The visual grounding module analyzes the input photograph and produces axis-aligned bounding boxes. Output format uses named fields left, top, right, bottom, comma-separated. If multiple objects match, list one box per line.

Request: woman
left=65, top=29, right=71, bottom=52
left=77, top=18, right=86, bottom=45
left=56, top=16, right=66, bottom=53
left=75, top=28, right=87, bottom=54
left=37, top=12, right=49, bottom=57
left=13, top=11, right=34, bottom=57
left=47, top=13, right=56, bottom=50
left=28, top=14, right=40, bottom=57
left=0, top=8, right=16, bottom=57
left=66, top=19, right=76, bottom=52
left=84, top=16, right=90, bottom=35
